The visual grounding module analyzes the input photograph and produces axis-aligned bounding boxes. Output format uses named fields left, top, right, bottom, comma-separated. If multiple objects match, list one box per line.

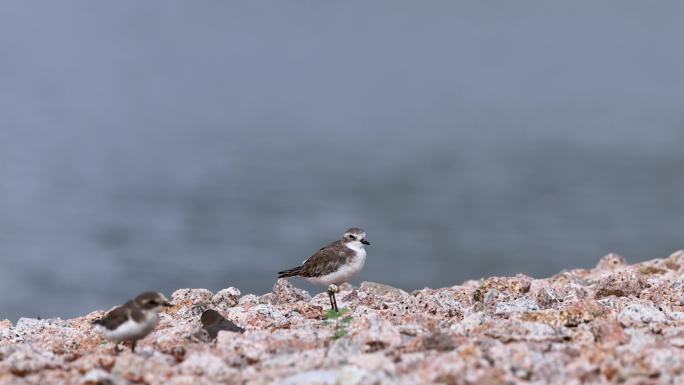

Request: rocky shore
left=3, top=251, right=684, bottom=385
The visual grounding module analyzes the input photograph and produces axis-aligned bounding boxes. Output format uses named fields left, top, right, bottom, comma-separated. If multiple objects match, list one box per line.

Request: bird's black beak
left=162, top=301, right=173, bottom=307
left=361, top=239, right=371, bottom=245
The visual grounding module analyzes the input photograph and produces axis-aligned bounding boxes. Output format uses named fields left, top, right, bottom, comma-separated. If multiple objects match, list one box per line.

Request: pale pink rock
left=591, top=319, right=629, bottom=345
left=110, top=352, right=175, bottom=384
left=485, top=319, right=565, bottom=343
left=212, top=287, right=242, bottom=308
left=238, top=294, right=260, bottom=307
left=451, top=311, right=487, bottom=335
left=529, top=280, right=561, bottom=309
left=168, top=289, right=217, bottom=322
left=592, top=270, right=646, bottom=299
left=413, top=288, right=466, bottom=318
left=3, top=253, right=684, bottom=384
left=359, top=282, right=406, bottom=297
left=81, top=368, right=127, bottom=385
left=177, top=352, right=239, bottom=382
left=357, top=282, right=416, bottom=317
left=618, top=303, right=667, bottom=327
left=665, top=249, right=684, bottom=272
left=348, top=311, right=402, bottom=351
left=494, top=298, right=539, bottom=315
left=275, top=366, right=383, bottom=385
left=347, top=353, right=394, bottom=371
left=272, top=278, right=311, bottom=304
left=172, top=288, right=214, bottom=305
left=2, top=344, right=63, bottom=376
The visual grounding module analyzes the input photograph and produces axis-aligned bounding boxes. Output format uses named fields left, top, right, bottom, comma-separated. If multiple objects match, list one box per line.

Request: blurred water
left=1, top=1, right=683, bottom=321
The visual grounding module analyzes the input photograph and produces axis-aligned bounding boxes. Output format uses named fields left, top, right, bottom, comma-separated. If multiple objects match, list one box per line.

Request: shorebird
left=92, top=292, right=172, bottom=352
left=277, top=227, right=370, bottom=312
left=200, top=309, right=244, bottom=339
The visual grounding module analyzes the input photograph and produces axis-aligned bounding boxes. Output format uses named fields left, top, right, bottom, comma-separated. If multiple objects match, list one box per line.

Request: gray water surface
left=1, top=2, right=683, bottom=321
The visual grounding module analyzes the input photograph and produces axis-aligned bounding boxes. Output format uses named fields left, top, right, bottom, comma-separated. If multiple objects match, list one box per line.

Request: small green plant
left=324, top=307, right=353, bottom=340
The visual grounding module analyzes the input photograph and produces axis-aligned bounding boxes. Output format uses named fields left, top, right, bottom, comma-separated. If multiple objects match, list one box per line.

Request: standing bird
left=278, top=227, right=370, bottom=312
left=92, top=292, right=172, bottom=352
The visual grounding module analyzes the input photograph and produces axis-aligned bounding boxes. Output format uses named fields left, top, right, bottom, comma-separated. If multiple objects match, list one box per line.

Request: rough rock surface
left=3, top=251, right=684, bottom=384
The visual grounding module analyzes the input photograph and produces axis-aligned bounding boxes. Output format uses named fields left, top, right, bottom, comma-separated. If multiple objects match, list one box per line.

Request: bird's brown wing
left=296, top=240, right=350, bottom=277
left=93, top=302, right=132, bottom=330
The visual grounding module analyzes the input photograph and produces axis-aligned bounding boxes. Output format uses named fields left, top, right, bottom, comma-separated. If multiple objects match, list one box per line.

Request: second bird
left=278, top=227, right=370, bottom=312
left=92, top=292, right=172, bottom=352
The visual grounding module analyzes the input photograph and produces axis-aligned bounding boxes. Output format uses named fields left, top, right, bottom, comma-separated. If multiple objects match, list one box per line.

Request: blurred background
left=1, top=1, right=683, bottom=321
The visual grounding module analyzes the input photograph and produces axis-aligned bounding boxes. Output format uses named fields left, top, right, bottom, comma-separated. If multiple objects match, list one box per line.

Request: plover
left=277, top=227, right=370, bottom=312
left=200, top=309, right=245, bottom=339
left=92, top=291, right=172, bottom=352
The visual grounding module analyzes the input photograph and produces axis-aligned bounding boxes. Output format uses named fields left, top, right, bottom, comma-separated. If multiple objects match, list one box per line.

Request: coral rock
left=618, top=304, right=667, bottom=327
left=212, top=287, right=242, bottom=308
left=3, top=252, right=684, bottom=384
left=272, top=278, right=311, bottom=304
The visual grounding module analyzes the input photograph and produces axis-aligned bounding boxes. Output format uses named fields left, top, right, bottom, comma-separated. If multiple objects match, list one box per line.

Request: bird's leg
left=327, top=291, right=338, bottom=313
left=129, top=340, right=137, bottom=353
left=327, top=284, right=339, bottom=313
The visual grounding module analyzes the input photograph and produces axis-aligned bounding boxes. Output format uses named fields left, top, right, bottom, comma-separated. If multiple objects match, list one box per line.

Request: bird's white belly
left=102, top=313, right=158, bottom=341
left=307, top=248, right=366, bottom=286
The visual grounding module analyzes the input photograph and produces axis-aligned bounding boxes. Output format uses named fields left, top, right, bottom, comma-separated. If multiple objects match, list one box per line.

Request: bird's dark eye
left=349, top=235, right=356, bottom=240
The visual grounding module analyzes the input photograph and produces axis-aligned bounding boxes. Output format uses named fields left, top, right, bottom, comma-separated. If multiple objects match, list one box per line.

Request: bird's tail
left=91, top=318, right=104, bottom=326
left=277, top=266, right=303, bottom=278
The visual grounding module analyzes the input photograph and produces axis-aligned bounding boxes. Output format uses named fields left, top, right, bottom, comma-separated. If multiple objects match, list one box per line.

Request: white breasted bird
left=92, top=291, right=172, bottom=352
left=278, top=227, right=370, bottom=312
